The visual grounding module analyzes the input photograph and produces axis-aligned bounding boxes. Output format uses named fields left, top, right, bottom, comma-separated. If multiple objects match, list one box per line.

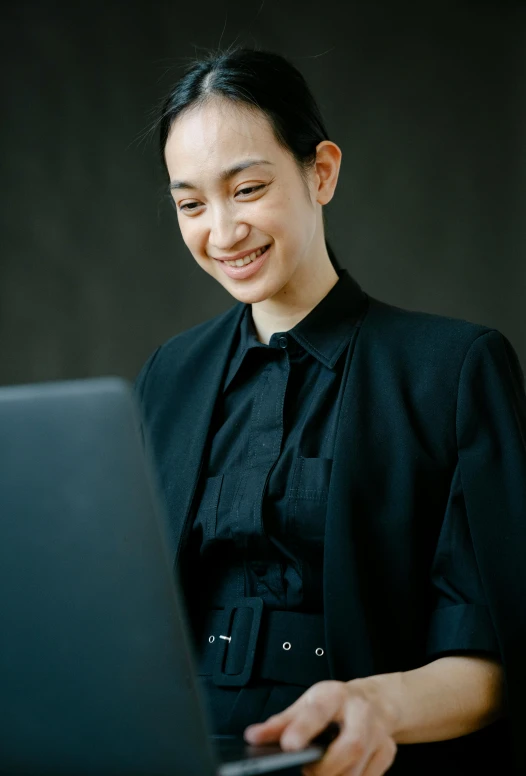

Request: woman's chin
left=226, top=279, right=283, bottom=306
left=215, top=270, right=280, bottom=305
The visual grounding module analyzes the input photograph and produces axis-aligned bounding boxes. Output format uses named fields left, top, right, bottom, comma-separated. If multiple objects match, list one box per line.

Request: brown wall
left=0, top=2, right=523, bottom=385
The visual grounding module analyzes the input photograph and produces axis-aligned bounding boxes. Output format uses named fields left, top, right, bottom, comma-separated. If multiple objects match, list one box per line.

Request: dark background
left=1, top=1, right=524, bottom=386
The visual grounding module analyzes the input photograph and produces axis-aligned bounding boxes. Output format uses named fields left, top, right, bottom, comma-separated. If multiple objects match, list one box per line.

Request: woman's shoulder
left=357, top=296, right=525, bottom=419
left=363, top=294, right=500, bottom=359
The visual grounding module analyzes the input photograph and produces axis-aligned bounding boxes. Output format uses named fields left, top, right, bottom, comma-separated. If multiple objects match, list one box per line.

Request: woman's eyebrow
left=168, top=159, right=274, bottom=192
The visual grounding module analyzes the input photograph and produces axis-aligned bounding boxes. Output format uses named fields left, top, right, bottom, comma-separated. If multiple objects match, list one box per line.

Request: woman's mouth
left=217, top=244, right=271, bottom=280
left=223, top=244, right=269, bottom=267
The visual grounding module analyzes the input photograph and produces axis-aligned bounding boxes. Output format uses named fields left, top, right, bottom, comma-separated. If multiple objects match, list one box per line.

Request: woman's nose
left=209, top=211, right=249, bottom=251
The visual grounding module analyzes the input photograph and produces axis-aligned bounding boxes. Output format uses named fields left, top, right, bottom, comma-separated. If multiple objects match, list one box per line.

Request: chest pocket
left=286, top=457, right=333, bottom=544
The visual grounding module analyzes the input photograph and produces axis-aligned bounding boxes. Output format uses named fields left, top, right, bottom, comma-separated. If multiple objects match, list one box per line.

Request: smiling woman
left=158, top=49, right=344, bottom=344
left=135, top=46, right=526, bottom=776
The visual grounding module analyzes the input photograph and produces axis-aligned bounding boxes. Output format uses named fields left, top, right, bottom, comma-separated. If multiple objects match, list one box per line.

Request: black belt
left=196, top=597, right=331, bottom=688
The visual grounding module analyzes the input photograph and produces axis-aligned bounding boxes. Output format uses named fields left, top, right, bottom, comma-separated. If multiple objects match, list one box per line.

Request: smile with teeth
left=223, top=245, right=270, bottom=267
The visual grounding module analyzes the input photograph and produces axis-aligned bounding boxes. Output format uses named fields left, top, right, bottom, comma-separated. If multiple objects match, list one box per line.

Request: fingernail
left=244, top=725, right=259, bottom=742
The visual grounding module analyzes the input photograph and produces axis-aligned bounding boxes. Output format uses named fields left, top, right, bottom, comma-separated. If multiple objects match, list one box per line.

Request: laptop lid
left=0, top=377, right=217, bottom=776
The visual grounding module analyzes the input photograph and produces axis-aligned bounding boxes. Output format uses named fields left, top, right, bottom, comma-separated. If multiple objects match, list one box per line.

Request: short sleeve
left=426, top=458, right=500, bottom=659
left=453, top=329, right=526, bottom=647
left=426, top=328, right=526, bottom=772
left=456, top=329, right=526, bottom=774
left=427, top=329, right=526, bottom=663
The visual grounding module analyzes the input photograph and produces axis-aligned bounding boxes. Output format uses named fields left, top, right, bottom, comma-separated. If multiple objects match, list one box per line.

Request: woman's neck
left=250, top=257, right=339, bottom=345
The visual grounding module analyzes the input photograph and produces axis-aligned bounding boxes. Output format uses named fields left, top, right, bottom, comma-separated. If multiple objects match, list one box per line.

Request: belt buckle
left=213, top=597, right=264, bottom=687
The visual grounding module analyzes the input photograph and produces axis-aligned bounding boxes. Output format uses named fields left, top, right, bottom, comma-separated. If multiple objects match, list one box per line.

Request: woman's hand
left=243, top=655, right=504, bottom=774
left=243, top=679, right=398, bottom=776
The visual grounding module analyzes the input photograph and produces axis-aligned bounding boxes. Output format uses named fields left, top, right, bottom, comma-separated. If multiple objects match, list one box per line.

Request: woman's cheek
left=179, top=222, right=201, bottom=254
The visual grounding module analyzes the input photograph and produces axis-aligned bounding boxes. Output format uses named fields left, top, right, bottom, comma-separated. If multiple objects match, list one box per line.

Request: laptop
left=0, top=377, right=325, bottom=775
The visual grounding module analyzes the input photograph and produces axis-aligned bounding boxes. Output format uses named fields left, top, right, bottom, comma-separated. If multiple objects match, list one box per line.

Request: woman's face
left=164, top=99, right=338, bottom=305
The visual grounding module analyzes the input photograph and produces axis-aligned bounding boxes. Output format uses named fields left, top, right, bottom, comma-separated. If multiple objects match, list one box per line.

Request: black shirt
left=187, top=269, right=360, bottom=616
left=182, top=269, right=364, bottom=734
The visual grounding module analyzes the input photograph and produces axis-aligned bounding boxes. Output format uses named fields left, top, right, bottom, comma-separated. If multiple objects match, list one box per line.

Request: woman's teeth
left=224, top=245, right=269, bottom=267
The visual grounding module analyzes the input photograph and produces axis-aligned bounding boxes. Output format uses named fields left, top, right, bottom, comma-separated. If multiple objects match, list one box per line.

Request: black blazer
left=135, top=283, right=526, bottom=773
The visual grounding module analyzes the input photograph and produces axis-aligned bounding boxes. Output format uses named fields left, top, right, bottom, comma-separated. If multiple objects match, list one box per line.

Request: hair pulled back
left=158, top=46, right=342, bottom=272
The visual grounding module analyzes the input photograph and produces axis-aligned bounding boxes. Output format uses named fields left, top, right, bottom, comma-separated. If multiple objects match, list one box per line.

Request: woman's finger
left=303, top=734, right=369, bottom=776
left=244, top=695, right=306, bottom=744
left=304, top=690, right=395, bottom=776
left=360, top=738, right=397, bottom=776
left=304, top=738, right=396, bottom=776
left=301, top=697, right=373, bottom=776
left=244, top=711, right=294, bottom=744
left=244, top=681, right=346, bottom=749
left=278, top=682, right=347, bottom=751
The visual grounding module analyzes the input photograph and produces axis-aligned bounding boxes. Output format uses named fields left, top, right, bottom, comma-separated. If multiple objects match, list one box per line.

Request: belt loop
left=213, top=597, right=264, bottom=687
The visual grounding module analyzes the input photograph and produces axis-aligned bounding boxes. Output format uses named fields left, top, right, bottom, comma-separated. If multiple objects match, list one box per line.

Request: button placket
left=239, top=356, right=288, bottom=549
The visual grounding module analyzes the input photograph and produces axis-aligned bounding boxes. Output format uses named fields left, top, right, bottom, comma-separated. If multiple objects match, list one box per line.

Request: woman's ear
left=314, top=141, right=342, bottom=206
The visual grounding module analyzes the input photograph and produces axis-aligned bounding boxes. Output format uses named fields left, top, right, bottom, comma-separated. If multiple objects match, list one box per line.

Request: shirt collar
left=223, top=268, right=368, bottom=391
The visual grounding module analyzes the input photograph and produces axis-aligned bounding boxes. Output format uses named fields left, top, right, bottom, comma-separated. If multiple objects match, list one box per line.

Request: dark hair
left=157, top=45, right=342, bottom=272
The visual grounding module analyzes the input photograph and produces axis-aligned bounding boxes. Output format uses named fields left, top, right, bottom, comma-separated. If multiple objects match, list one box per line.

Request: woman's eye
left=178, top=185, right=265, bottom=213
left=237, top=185, right=265, bottom=196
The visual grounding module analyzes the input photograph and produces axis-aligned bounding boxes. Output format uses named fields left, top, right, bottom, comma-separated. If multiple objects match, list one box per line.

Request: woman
left=135, top=46, right=526, bottom=775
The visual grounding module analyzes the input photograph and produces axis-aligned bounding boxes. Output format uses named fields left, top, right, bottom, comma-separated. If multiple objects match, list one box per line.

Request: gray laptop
left=0, top=377, right=324, bottom=775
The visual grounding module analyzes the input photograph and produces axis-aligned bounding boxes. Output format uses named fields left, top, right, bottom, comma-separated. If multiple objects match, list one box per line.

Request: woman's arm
left=353, top=653, right=504, bottom=744
left=244, top=654, right=504, bottom=775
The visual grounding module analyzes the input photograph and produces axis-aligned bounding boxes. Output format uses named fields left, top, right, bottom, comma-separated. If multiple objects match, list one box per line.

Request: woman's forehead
left=164, top=101, right=282, bottom=175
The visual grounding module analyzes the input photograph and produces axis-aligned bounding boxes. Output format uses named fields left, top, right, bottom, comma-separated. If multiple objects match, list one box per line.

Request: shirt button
left=278, top=335, right=288, bottom=349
